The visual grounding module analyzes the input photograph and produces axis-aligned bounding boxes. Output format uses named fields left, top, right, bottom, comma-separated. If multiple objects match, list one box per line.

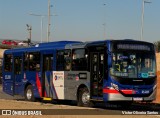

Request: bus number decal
left=5, top=75, right=11, bottom=79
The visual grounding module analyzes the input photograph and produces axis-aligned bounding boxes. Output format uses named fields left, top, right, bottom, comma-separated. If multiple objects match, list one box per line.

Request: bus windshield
left=110, top=52, right=156, bottom=78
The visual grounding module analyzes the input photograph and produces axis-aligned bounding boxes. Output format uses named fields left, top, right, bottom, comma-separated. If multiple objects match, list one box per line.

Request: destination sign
left=117, top=44, right=151, bottom=51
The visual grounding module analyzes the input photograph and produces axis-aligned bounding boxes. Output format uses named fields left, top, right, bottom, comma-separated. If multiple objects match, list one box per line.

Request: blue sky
left=0, top=0, right=160, bottom=43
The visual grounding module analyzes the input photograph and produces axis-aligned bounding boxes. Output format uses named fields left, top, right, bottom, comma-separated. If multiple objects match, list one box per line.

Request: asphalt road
left=0, top=85, right=23, bottom=100
left=0, top=84, right=160, bottom=113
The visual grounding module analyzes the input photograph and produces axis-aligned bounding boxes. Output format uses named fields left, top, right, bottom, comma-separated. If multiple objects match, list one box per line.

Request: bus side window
left=56, top=50, right=64, bottom=71
left=24, top=53, right=28, bottom=71
left=4, top=54, right=13, bottom=72
left=56, top=50, right=71, bottom=71
left=72, top=49, right=88, bottom=71
left=64, top=50, right=71, bottom=71
left=44, top=56, right=53, bottom=71
left=29, top=52, right=40, bottom=71
left=14, top=57, right=22, bottom=74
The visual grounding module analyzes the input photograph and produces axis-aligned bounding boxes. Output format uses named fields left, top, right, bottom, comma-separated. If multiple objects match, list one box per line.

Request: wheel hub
left=26, top=89, right=32, bottom=100
left=82, top=92, right=90, bottom=104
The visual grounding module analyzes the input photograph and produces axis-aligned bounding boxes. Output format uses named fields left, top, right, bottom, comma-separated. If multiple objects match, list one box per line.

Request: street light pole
left=103, top=0, right=107, bottom=40
left=140, top=0, right=151, bottom=41
left=40, top=16, right=44, bottom=43
left=47, top=0, right=51, bottom=42
left=29, top=12, right=56, bottom=43
left=29, top=13, right=45, bottom=43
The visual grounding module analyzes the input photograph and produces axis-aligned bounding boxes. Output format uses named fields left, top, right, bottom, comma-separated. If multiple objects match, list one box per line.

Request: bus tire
left=25, top=85, right=35, bottom=102
left=77, top=87, right=93, bottom=107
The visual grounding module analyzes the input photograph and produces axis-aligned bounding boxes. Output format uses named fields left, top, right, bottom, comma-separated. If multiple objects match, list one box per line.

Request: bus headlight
left=111, top=83, right=119, bottom=90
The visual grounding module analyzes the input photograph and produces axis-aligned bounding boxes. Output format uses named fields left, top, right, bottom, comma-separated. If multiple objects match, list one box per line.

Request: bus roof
left=4, top=39, right=154, bottom=54
left=4, top=40, right=82, bottom=54
left=37, top=40, right=82, bottom=47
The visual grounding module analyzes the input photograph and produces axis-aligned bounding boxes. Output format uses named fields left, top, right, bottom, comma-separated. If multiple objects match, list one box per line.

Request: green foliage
left=154, top=41, right=160, bottom=52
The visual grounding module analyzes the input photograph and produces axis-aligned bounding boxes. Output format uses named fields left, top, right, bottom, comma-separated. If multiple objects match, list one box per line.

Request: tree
left=154, top=41, right=160, bottom=52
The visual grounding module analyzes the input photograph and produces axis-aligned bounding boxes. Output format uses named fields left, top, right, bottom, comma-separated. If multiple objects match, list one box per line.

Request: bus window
left=29, top=52, right=40, bottom=71
left=56, top=50, right=71, bottom=71
left=72, top=49, right=88, bottom=71
left=64, top=50, right=71, bottom=71
left=14, top=57, right=22, bottom=74
left=24, top=53, right=28, bottom=71
left=44, top=55, right=53, bottom=71
left=4, top=54, right=13, bottom=72
left=57, top=50, right=64, bottom=70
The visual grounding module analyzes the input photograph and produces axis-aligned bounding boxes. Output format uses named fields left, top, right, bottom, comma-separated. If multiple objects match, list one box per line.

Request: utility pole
left=26, top=24, right=32, bottom=45
left=47, top=0, right=51, bottom=42
left=103, top=0, right=107, bottom=40
left=140, top=0, right=151, bottom=40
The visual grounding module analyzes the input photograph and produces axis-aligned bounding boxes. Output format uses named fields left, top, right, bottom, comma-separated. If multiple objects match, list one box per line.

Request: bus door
left=13, top=56, right=23, bottom=95
left=3, top=54, right=14, bottom=95
left=42, top=54, right=53, bottom=98
left=89, top=47, right=105, bottom=99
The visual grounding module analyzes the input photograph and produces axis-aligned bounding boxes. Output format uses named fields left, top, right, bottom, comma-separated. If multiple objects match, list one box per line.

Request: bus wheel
left=78, top=87, right=93, bottom=107
left=25, top=85, right=35, bottom=102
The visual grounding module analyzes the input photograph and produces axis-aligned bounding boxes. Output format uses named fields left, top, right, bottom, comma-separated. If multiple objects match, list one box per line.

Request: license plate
left=133, top=97, right=143, bottom=101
